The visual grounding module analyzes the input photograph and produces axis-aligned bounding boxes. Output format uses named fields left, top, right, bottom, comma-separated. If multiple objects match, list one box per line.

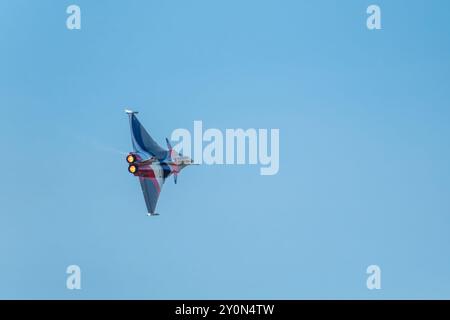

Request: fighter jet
left=125, top=109, right=195, bottom=216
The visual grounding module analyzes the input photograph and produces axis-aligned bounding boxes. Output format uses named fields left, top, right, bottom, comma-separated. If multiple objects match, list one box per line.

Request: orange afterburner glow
left=128, top=165, right=137, bottom=174
left=126, top=154, right=135, bottom=163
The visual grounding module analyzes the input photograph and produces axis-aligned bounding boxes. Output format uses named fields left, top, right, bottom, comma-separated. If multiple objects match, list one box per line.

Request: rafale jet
left=125, top=109, right=195, bottom=216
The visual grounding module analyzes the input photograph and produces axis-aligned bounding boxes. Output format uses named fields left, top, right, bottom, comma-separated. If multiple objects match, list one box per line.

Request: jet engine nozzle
left=126, top=154, right=136, bottom=164
left=128, top=164, right=138, bottom=174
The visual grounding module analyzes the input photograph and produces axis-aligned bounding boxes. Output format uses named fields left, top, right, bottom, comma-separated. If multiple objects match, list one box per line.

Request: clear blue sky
left=1, top=0, right=450, bottom=299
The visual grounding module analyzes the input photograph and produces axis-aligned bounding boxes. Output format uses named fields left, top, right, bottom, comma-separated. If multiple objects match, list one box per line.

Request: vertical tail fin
left=165, top=137, right=172, bottom=151
left=166, top=137, right=179, bottom=184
